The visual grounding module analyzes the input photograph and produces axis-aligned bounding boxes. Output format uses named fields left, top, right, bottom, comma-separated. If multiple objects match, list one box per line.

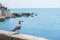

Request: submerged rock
left=0, top=18, right=5, bottom=22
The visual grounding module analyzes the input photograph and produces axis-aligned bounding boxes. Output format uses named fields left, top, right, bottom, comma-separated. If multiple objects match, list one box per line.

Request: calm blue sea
left=0, top=8, right=60, bottom=40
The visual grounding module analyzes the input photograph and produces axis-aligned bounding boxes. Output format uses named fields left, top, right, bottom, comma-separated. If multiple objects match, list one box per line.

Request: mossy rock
left=0, top=18, right=5, bottom=22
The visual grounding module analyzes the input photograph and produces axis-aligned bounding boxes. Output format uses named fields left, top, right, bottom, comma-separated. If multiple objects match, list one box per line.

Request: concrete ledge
left=0, top=30, right=48, bottom=40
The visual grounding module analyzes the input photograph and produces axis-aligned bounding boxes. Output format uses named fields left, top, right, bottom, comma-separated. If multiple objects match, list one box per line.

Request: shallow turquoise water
left=0, top=8, right=60, bottom=40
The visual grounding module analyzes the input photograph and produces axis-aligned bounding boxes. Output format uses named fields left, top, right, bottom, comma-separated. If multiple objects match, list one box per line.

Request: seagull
left=12, top=21, right=22, bottom=32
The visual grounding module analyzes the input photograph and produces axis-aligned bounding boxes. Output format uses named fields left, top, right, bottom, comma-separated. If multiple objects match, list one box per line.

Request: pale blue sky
left=0, top=0, right=60, bottom=8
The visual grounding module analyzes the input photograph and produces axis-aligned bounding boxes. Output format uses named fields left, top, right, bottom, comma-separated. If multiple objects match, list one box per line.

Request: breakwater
left=0, top=30, right=48, bottom=40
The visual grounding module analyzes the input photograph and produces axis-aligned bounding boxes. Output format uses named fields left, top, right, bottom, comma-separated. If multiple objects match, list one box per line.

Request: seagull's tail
left=11, top=28, right=16, bottom=32
left=12, top=30, right=15, bottom=32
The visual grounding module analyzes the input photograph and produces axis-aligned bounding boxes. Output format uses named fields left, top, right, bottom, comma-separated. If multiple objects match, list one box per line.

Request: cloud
left=0, top=0, right=60, bottom=8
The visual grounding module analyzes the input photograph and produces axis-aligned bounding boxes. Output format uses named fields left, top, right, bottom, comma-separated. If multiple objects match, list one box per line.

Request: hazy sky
left=0, top=0, right=60, bottom=8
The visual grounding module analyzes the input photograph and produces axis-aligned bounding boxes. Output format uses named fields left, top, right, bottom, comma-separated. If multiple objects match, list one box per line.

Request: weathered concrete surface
left=0, top=30, right=48, bottom=40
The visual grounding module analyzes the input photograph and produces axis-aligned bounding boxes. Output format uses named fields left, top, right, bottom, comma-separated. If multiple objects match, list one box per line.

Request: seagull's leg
left=16, top=30, right=20, bottom=34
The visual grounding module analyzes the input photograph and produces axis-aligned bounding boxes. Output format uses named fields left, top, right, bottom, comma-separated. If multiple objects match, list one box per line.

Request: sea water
left=0, top=8, right=60, bottom=40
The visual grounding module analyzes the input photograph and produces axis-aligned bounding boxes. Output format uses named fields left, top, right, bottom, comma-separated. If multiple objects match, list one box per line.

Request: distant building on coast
left=0, top=9, right=2, bottom=16
left=0, top=3, right=12, bottom=17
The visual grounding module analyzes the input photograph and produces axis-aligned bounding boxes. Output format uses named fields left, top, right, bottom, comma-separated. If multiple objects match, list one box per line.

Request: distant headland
left=0, top=3, right=37, bottom=22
